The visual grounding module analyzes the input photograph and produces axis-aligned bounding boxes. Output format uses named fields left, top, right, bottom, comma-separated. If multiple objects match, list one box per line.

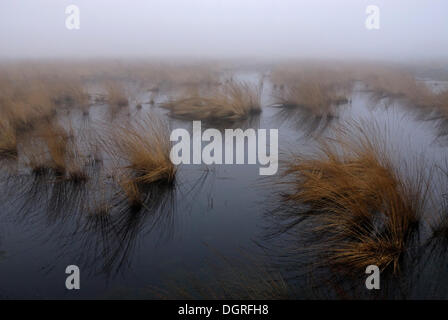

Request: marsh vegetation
left=1, top=59, right=448, bottom=299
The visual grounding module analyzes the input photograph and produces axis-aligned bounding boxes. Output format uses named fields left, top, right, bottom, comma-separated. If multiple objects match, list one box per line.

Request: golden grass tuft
left=281, top=121, right=428, bottom=274
left=22, top=120, right=88, bottom=181
left=162, top=80, right=261, bottom=123
left=107, top=114, right=176, bottom=207
left=0, top=78, right=56, bottom=132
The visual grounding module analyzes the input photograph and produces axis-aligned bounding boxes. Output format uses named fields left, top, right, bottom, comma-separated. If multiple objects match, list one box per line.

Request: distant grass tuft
left=162, top=80, right=261, bottom=123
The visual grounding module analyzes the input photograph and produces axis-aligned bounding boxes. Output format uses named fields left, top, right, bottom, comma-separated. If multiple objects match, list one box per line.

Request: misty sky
left=0, top=0, right=447, bottom=60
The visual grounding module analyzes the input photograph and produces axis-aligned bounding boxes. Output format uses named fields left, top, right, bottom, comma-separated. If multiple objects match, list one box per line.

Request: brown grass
left=21, top=119, right=88, bottom=181
left=105, top=82, right=129, bottom=119
left=107, top=114, right=176, bottom=207
left=51, top=78, right=90, bottom=112
left=281, top=121, right=429, bottom=274
left=0, top=64, right=92, bottom=133
left=0, top=77, right=56, bottom=132
left=65, top=136, right=89, bottom=182
left=118, top=177, right=143, bottom=208
left=106, top=82, right=129, bottom=107
left=272, top=62, right=448, bottom=119
left=361, top=67, right=434, bottom=106
left=276, top=82, right=348, bottom=116
left=271, top=63, right=353, bottom=115
left=162, top=80, right=261, bottom=123
left=350, top=65, right=448, bottom=117
left=32, top=120, right=69, bottom=175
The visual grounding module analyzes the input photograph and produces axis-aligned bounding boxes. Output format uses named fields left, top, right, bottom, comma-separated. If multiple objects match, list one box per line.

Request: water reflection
left=0, top=158, right=214, bottom=278
left=272, top=104, right=339, bottom=137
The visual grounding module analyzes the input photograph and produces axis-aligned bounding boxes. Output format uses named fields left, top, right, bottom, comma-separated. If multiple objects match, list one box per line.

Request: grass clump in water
left=162, top=80, right=261, bottom=124
left=22, top=120, right=89, bottom=182
left=271, top=63, right=353, bottom=116
left=106, top=82, right=129, bottom=107
left=280, top=121, right=429, bottom=275
left=107, top=114, right=176, bottom=208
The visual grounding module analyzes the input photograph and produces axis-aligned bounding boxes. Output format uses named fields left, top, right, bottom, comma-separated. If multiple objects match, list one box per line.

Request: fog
left=0, top=0, right=447, bottom=61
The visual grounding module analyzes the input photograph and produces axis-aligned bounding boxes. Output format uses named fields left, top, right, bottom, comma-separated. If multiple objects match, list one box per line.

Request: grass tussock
left=276, top=83, right=348, bottom=116
left=22, top=119, right=88, bottom=181
left=107, top=114, right=176, bottom=207
left=51, top=78, right=90, bottom=111
left=0, top=65, right=92, bottom=133
left=353, top=65, right=448, bottom=118
left=105, top=82, right=129, bottom=107
left=361, top=68, right=434, bottom=106
left=162, top=80, right=261, bottom=123
left=0, top=77, right=56, bottom=131
left=281, top=121, right=428, bottom=274
left=271, top=64, right=353, bottom=116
